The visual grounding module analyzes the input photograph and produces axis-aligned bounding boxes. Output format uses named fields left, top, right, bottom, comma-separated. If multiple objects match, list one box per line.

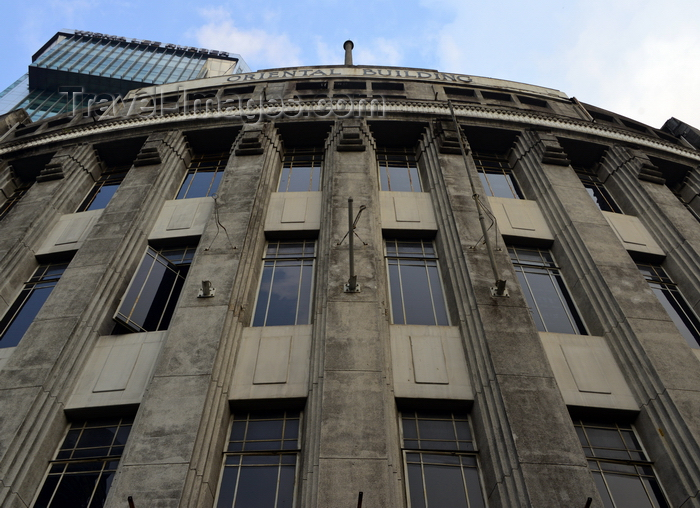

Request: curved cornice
left=1, top=99, right=698, bottom=162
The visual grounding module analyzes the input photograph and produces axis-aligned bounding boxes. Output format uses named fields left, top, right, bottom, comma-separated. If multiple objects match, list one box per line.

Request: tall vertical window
left=377, top=147, right=421, bottom=192
left=401, top=412, right=486, bottom=508
left=386, top=240, right=449, bottom=326
left=574, top=165, right=622, bottom=213
left=637, top=263, right=700, bottom=348
left=77, top=168, right=129, bottom=212
left=0, top=183, right=32, bottom=221
left=574, top=420, right=669, bottom=508
left=176, top=153, right=227, bottom=199
left=473, top=151, right=522, bottom=199
left=216, top=411, right=300, bottom=508
left=114, top=245, right=195, bottom=333
left=252, top=241, right=315, bottom=327
left=278, top=148, right=323, bottom=192
left=0, top=262, right=69, bottom=348
left=33, top=417, right=133, bottom=508
left=509, top=247, right=586, bottom=334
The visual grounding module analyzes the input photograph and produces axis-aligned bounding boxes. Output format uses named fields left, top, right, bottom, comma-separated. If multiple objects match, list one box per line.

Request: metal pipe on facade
left=448, top=100, right=507, bottom=297
left=343, top=40, right=354, bottom=66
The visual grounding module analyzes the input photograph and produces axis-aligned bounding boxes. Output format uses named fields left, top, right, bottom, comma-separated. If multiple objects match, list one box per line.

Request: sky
left=1, top=0, right=699, bottom=129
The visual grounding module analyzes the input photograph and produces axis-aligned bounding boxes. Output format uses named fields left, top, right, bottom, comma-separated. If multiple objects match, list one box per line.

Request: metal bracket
left=490, top=280, right=508, bottom=297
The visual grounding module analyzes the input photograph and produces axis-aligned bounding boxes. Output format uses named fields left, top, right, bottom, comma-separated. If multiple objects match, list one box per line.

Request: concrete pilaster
left=301, top=119, right=403, bottom=508
left=514, top=130, right=700, bottom=507
left=0, top=131, right=191, bottom=508
left=419, top=126, right=598, bottom=508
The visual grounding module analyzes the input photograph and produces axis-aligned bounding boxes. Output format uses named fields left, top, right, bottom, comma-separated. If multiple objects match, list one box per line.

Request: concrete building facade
left=1, top=57, right=700, bottom=508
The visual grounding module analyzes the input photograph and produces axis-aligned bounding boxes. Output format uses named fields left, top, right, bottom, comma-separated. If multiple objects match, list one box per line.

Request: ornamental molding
left=1, top=100, right=698, bottom=163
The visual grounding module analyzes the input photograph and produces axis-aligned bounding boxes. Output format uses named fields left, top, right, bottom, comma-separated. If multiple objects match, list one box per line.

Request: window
left=216, top=411, right=300, bottom=508
left=252, top=241, right=315, bottom=326
left=637, top=263, right=700, bottom=348
left=77, top=168, right=128, bottom=212
left=509, top=247, right=586, bottom=334
left=386, top=240, right=449, bottom=326
left=0, top=262, right=69, bottom=348
left=473, top=151, right=522, bottom=199
left=377, top=147, right=421, bottom=192
left=574, top=165, right=622, bottom=213
left=0, top=183, right=32, bottom=221
left=176, top=153, right=227, bottom=199
left=401, top=412, right=486, bottom=508
left=278, top=148, right=322, bottom=192
left=33, top=417, right=133, bottom=508
left=574, top=420, right=669, bottom=508
left=113, top=245, right=195, bottom=333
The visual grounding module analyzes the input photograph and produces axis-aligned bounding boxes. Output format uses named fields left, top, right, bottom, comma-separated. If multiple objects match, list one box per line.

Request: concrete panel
left=488, top=196, right=554, bottom=241
left=539, top=332, right=639, bottom=411
left=391, top=325, right=473, bottom=400
left=230, top=325, right=311, bottom=400
left=379, top=191, right=437, bottom=230
left=253, top=335, right=291, bottom=384
left=603, top=211, right=665, bottom=256
left=66, top=331, right=166, bottom=410
left=35, top=210, right=103, bottom=256
left=264, top=192, right=322, bottom=231
left=149, top=197, right=214, bottom=241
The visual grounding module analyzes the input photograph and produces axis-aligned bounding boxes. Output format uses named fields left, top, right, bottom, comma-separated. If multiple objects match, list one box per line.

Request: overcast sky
left=1, top=0, right=698, bottom=129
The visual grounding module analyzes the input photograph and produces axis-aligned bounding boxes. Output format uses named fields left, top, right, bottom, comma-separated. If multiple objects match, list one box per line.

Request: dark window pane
left=47, top=471, right=100, bottom=508
left=33, top=475, right=61, bottom=508
left=234, top=465, right=278, bottom=506
left=277, top=464, right=296, bottom=508
left=593, top=472, right=616, bottom=508
left=216, top=465, right=240, bottom=508
left=424, top=464, right=469, bottom=507
left=85, top=184, right=120, bottom=211
left=0, top=286, right=53, bottom=347
left=464, top=466, right=486, bottom=508
left=605, top=473, right=656, bottom=508
left=406, top=463, right=427, bottom=508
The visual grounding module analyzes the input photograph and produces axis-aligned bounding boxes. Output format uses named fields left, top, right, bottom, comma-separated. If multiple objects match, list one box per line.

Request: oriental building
left=1, top=39, right=700, bottom=508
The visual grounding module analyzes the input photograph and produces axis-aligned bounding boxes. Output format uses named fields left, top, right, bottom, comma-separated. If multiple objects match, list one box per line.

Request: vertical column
left=422, top=123, right=597, bottom=508
left=106, top=123, right=282, bottom=508
left=513, top=131, right=700, bottom=507
left=0, top=145, right=100, bottom=320
left=302, top=119, right=403, bottom=507
left=601, top=146, right=700, bottom=308
left=0, top=131, right=190, bottom=508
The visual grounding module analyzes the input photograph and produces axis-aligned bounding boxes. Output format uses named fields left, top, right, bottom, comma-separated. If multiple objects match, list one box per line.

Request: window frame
left=574, top=420, right=670, bottom=508
left=76, top=167, right=129, bottom=212
left=113, top=244, right=196, bottom=333
left=400, top=411, right=486, bottom=508
left=573, top=165, right=623, bottom=214
left=637, top=262, right=700, bottom=348
left=0, top=261, right=70, bottom=348
left=215, top=411, right=301, bottom=508
left=0, top=182, right=32, bottom=221
left=508, top=246, right=587, bottom=335
left=385, top=239, right=450, bottom=326
left=377, top=147, right=422, bottom=192
left=278, top=148, right=323, bottom=193
left=32, top=417, right=134, bottom=508
left=251, top=240, right=316, bottom=327
left=472, top=151, right=522, bottom=199
left=176, top=152, right=228, bottom=199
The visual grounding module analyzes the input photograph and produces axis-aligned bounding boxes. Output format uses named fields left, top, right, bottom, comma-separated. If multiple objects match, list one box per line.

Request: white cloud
left=561, top=0, right=700, bottom=128
left=354, top=38, right=404, bottom=66
left=193, top=7, right=302, bottom=70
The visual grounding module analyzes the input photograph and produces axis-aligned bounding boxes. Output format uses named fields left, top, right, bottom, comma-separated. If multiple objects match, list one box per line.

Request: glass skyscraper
left=0, top=29, right=250, bottom=121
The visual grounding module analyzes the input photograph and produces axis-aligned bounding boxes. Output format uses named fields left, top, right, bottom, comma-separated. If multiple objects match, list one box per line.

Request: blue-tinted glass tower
left=0, top=29, right=250, bottom=121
